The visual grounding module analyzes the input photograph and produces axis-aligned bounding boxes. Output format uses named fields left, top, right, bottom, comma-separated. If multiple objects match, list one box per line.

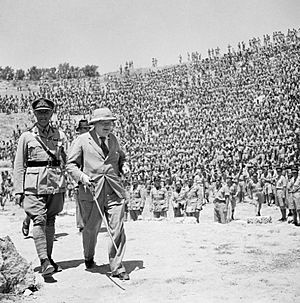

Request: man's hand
left=15, top=193, right=24, bottom=206
left=80, top=173, right=92, bottom=186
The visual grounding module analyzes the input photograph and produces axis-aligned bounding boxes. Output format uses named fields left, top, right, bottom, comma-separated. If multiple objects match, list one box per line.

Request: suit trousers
left=79, top=181, right=126, bottom=274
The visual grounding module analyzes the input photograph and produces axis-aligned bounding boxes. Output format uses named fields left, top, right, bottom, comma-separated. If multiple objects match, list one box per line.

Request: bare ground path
left=1, top=200, right=300, bottom=303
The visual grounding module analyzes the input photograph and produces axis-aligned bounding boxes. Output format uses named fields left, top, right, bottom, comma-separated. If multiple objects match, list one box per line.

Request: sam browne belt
left=26, top=160, right=61, bottom=167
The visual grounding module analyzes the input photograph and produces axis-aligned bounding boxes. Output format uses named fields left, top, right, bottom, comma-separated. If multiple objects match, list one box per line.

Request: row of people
left=1, top=28, right=300, bottom=186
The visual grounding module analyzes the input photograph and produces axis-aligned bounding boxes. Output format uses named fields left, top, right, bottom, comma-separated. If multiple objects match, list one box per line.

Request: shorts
left=293, top=193, right=300, bottom=210
left=253, top=192, right=264, bottom=205
left=275, top=190, right=286, bottom=207
left=286, top=192, right=294, bottom=210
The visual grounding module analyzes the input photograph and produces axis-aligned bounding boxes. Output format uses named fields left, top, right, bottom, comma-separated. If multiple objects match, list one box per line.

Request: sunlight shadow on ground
left=87, top=260, right=145, bottom=275
left=34, top=259, right=85, bottom=273
left=54, top=232, right=69, bottom=239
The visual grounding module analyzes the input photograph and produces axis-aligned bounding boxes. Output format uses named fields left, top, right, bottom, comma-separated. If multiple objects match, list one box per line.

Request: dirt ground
left=1, top=198, right=300, bottom=303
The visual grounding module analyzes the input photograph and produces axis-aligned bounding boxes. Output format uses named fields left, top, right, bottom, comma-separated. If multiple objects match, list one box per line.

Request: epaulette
left=26, top=123, right=37, bottom=132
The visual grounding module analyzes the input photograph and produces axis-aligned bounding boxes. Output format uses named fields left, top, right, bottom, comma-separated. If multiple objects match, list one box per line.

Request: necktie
left=100, top=137, right=109, bottom=157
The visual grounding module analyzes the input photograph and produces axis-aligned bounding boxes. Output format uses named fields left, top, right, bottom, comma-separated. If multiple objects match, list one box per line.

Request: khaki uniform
left=286, top=177, right=295, bottom=210
left=13, top=123, right=67, bottom=261
left=214, top=185, right=230, bottom=223
left=150, top=187, right=168, bottom=218
left=291, top=176, right=300, bottom=210
left=275, top=175, right=287, bottom=208
left=183, top=185, right=203, bottom=222
left=14, top=125, right=67, bottom=196
left=171, top=190, right=185, bottom=217
left=128, top=185, right=145, bottom=221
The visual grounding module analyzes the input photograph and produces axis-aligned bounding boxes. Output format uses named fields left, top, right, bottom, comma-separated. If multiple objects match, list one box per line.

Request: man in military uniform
left=213, top=178, right=230, bottom=223
left=73, top=119, right=91, bottom=231
left=226, top=176, right=238, bottom=221
left=249, top=172, right=264, bottom=216
left=14, top=97, right=67, bottom=277
left=183, top=177, right=203, bottom=223
left=127, top=179, right=145, bottom=221
left=290, top=167, right=300, bottom=226
left=171, top=179, right=185, bottom=217
left=286, top=169, right=295, bottom=223
left=274, top=166, right=287, bottom=222
left=149, top=177, right=169, bottom=219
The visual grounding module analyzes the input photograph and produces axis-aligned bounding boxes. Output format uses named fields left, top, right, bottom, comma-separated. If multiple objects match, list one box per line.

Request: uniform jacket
left=128, top=186, right=145, bottom=210
left=149, top=187, right=168, bottom=212
left=183, top=185, right=203, bottom=213
left=66, top=129, right=127, bottom=201
left=171, top=190, right=186, bottom=209
left=13, top=124, right=67, bottom=195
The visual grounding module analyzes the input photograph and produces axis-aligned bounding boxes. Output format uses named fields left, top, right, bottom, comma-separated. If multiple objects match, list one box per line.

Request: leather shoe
left=112, top=272, right=130, bottom=280
left=22, top=222, right=29, bottom=237
left=49, top=257, right=62, bottom=272
left=41, top=259, right=55, bottom=277
left=85, top=259, right=95, bottom=269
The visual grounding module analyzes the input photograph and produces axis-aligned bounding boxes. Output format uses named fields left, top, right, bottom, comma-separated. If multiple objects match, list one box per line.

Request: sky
left=0, top=0, right=299, bottom=74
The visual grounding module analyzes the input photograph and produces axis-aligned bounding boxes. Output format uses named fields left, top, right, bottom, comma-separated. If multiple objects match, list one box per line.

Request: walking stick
left=88, top=183, right=119, bottom=253
left=88, top=183, right=126, bottom=291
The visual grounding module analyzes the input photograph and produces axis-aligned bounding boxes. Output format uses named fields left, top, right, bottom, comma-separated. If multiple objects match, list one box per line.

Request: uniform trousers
left=79, top=181, right=126, bottom=275
left=214, top=201, right=227, bottom=224
left=23, top=193, right=64, bottom=260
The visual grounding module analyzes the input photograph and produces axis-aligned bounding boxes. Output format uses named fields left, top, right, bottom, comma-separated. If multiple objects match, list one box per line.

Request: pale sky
left=0, top=0, right=299, bottom=74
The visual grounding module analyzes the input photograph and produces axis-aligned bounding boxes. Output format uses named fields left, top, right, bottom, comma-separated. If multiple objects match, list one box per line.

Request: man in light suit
left=66, top=107, right=130, bottom=280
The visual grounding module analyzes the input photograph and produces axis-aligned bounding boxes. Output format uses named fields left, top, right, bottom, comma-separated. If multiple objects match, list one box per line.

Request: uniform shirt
left=214, top=185, right=230, bottom=203
left=291, top=176, right=300, bottom=193
left=128, top=186, right=145, bottom=210
left=275, top=175, right=287, bottom=190
left=149, top=187, right=168, bottom=211
left=14, top=124, right=68, bottom=195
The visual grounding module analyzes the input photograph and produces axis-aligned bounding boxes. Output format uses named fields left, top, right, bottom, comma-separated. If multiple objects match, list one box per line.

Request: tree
left=1, top=66, right=14, bottom=80
left=27, top=66, right=42, bottom=81
left=58, top=62, right=70, bottom=79
left=81, top=65, right=99, bottom=77
left=15, top=69, right=25, bottom=80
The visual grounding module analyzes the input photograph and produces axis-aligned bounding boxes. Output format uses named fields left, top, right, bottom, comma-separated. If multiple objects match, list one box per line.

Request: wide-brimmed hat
left=32, top=97, right=55, bottom=111
left=89, top=108, right=116, bottom=124
left=76, top=119, right=91, bottom=131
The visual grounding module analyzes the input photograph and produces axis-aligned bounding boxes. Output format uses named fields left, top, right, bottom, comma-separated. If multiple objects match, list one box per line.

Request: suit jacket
left=66, top=129, right=127, bottom=201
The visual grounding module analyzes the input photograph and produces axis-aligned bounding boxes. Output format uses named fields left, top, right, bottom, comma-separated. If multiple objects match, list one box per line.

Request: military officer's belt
left=26, top=160, right=61, bottom=167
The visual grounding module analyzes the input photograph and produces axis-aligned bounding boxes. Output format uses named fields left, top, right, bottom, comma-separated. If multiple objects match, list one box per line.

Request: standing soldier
left=275, top=166, right=287, bottom=222
left=149, top=177, right=169, bottom=219
left=128, top=179, right=145, bottom=221
left=213, top=178, right=230, bottom=224
left=237, top=174, right=246, bottom=203
left=290, top=167, right=300, bottom=226
left=262, top=166, right=273, bottom=206
left=286, top=169, right=295, bottom=223
left=249, top=172, right=264, bottom=216
left=227, top=176, right=238, bottom=220
left=72, top=119, right=91, bottom=232
left=170, top=179, right=185, bottom=217
left=14, top=97, right=67, bottom=276
left=183, top=177, right=203, bottom=223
